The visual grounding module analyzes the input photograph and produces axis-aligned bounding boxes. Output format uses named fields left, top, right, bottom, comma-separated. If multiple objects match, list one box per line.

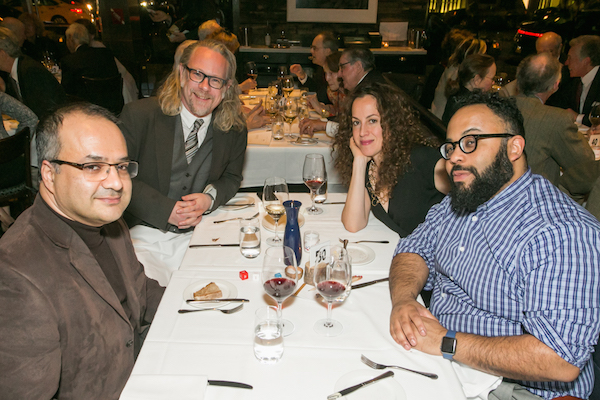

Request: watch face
left=441, top=336, right=456, bottom=354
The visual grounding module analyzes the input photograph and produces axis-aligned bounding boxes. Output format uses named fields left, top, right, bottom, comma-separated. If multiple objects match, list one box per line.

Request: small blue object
left=275, top=273, right=282, bottom=278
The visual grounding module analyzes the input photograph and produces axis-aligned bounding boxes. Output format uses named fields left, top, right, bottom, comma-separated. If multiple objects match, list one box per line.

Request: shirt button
left=441, top=293, right=447, bottom=298
left=472, top=216, right=478, bottom=222
left=182, top=186, right=187, bottom=190
left=126, top=339, right=133, bottom=348
left=459, top=246, right=465, bottom=252
left=186, top=173, right=190, bottom=177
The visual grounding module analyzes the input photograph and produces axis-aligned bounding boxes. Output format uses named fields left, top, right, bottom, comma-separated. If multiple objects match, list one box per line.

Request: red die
left=239, top=270, right=249, bottom=280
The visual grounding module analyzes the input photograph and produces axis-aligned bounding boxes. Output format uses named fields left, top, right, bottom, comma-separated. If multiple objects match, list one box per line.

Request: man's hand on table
left=167, top=193, right=212, bottom=229
left=290, top=64, right=306, bottom=81
left=390, top=298, right=442, bottom=352
left=299, top=118, right=327, bottom=137
left=245, top=104, right=270, bottom=129
left=239, top=78, right=257, bottom=93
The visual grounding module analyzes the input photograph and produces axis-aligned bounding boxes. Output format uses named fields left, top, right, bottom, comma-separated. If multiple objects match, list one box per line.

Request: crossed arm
left=389, top=252, right=580, bottom=383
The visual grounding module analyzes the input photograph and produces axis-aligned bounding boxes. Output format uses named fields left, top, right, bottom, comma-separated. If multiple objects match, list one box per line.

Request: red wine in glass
left=304, top=178, right=324, bottom=191
left=264, top=278, right=297, bottom=299
left=303, top=154, right=326, bottom=215
left=316, top=280, right=346, bottom=300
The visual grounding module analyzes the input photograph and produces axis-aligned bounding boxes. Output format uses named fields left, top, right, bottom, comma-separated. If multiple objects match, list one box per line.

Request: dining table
left=239, top=89, right=342, bottom=188
left=122, top=193, right=502, bottom=400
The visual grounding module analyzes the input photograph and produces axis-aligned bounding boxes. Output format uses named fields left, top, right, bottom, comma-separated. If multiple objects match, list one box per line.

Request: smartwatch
left=441, top=330, right=457, bottom=361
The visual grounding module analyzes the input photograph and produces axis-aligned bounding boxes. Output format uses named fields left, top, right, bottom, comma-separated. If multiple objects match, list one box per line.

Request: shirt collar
left=582, top=65, right=599, bottom=87
left=180, top=103, right=212, bottom=132
left=10, top=57, right=19, bottom=81
left=478, top=168, right=532, bottom=214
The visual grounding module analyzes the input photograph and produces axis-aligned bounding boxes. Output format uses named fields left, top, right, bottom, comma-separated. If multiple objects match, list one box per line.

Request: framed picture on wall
left=286, top=0, right=378, bottom=23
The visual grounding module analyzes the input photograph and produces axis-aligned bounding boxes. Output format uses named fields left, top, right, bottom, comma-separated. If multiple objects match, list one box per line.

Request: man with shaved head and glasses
left=0, top=103, right=164, bottom=398
left=388, top=92, right=600, bottom=399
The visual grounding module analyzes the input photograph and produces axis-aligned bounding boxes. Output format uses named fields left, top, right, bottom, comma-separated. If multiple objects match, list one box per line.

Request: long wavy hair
left=333, top=82, right=437, bottom=196
left=157, top=39, right=244, bottom=132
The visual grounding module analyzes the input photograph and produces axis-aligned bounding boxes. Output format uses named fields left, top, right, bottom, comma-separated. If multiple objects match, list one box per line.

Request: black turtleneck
left=41, top=198, right=131, bottom=321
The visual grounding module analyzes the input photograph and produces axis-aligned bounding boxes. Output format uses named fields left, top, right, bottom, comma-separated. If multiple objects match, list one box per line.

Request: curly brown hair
left=333, top=82, right=437, bottom=196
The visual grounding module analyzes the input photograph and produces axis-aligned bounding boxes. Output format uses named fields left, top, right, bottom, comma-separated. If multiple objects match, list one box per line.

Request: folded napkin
left=452, top=361, right=502, bottom=400
left=120, top=375, right=207, bottom=400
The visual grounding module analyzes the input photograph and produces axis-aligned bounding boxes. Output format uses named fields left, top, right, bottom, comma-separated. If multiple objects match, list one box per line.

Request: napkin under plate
left=120, top=374, right=207, bottom=400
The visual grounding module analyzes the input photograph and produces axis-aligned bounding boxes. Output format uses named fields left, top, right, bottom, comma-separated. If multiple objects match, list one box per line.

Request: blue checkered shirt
left=395, top=170, right=600, bottom=399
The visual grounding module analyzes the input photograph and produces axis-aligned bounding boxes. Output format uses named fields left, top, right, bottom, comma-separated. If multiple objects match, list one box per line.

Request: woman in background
left=442, top=53, right=496, bottom=125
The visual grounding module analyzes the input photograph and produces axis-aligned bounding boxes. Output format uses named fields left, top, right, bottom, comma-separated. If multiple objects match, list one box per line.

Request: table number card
left=310, top=240, right=330, bottom=268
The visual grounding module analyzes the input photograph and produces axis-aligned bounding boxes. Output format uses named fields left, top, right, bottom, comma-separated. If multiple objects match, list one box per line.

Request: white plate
left=290, top=138, right=318, bottom=146
left=334, top=370, right=406, bottom=400
left=262, top=214, right=306, bottom=233
left=218, top=196, right=255, bottom=211
left=182, top=280, right=238, bottom=309
left=346, top=244, right=375, bottom=266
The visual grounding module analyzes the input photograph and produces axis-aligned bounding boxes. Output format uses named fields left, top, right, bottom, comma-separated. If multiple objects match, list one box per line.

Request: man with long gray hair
left=119, top=39, right=247, bottom=284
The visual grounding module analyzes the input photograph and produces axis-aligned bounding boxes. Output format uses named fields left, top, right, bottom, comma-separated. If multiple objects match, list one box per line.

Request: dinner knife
left=208, top=380, right=253, bottom=389
left=327, top=371, right=393, bottom=400
left=186, top=298, right=249, bottom=303
left=189, top=244, right=240, bottom=248
left=351, top=277, right=389, bottom=290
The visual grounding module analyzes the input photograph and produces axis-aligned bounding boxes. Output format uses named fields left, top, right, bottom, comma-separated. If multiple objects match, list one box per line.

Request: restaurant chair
left=0, top=127, right=35, bottom=218
left=81, top=75, right=125, bottom=115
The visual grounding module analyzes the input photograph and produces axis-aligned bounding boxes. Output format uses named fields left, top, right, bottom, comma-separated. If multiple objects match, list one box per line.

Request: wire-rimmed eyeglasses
left=184, top=65, right=228, bottom=89
left=439, top=133, right=516, bottom=160
left=50, top=160, right=139, bottom=182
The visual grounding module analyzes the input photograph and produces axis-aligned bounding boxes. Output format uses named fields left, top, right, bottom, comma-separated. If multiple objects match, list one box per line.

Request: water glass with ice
left=254, top=306, right=283, bottom=364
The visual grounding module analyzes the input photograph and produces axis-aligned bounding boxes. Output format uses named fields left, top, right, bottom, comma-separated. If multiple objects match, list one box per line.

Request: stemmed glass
left=589, top=103, right=600, bottom=129
left=303, top=154, right=326, bottom=215
left=283, top=96, right=298, bottom=138
left=314, top=245, right=352, bottom=336
left=263, top=246, right=298, bottom=336
left=282, top=75, right=294, bottom=97
left=265, top=95, right=279, bottom=121
left=263, top=177, right=289, bottom=246
left=246, top=61, right=258, bottom=81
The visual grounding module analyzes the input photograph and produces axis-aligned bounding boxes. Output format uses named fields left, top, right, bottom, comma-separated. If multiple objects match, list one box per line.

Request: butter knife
left=189, top=244, right=240, bottom=248
left=327, top=371, right=393, bottom=400
left=351, top=277, right=389, bottom=289
left=208, top=380, right=253, bottom=389
left=186, top=298, right=249, bottom=303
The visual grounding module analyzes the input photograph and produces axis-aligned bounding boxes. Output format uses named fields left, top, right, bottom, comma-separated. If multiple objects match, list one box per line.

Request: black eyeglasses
left=184, top=65, right=228, bottom=89
left=338, top=61, right=352, bottom=70
left=50, top=160, right=139, bottom=181
left=439, top=133, right=516, bottom=160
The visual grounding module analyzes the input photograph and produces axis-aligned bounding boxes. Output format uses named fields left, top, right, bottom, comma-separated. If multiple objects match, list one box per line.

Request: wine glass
left=262, top=246, right=298, bottom=336
left=277, top=65, right=288, bottom=80
left=314, top=246, right=352, bottom=337
left=283, top=96, right=298, bottom=138
left=265, top=95, right=279, bottom=121
left=303, top=154, right=326, bottom=215
left=246, top=61, right=258, bottom=82
left=263, top=177, right=289, bottom=246
left=589, top=102, right=600, bottom=129
left=282, top=75, right=294, bottom=97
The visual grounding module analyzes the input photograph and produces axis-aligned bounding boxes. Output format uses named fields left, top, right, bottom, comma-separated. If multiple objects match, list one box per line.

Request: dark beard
left=449, top=142, right=514, bottom=214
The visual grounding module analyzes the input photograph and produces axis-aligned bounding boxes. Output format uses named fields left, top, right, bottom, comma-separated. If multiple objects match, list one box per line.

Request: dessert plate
left=346, top=244, right=375, bottom=266
left=218, top=196, right=255, bottom=211
left=183, top=280, right=238, bottom=309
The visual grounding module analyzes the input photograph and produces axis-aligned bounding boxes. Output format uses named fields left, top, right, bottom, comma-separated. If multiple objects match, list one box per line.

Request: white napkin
left=120, top=374, right=207, bottom=400
left=452, top=361, right=502, bottom=400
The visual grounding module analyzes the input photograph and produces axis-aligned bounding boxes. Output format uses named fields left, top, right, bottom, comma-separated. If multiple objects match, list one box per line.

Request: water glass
left=303, top=230, right=319, bottom=252
left=239, top=217, right=261, bottom=258
left=254, top=306, right=283, bottom=364
left=272, top=115, right=284, bottom=140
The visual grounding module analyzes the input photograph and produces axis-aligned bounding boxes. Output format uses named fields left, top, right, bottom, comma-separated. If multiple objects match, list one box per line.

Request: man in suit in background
left=0, top=103, right=164, bottom=398
left=0, top=27, right=66, bottom=119
left=61, top=23, right=122, bottom=111
left=547, top=35, right=600, bottom=126
left=515, top=51, right=596, bottom=189
left=290, top=31, right=338, bottom=103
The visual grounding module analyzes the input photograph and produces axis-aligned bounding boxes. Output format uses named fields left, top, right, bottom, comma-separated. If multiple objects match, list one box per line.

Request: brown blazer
left=0, top=195, right=164, bottom=399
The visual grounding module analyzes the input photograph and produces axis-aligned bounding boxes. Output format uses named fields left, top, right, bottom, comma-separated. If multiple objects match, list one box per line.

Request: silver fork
left=178, top=304, right=244, bottom=314
left=213, top=212, right=259, bottom=224
left=339, top=238, right=390, bottom=244
left=361, top=354, right=438, bottom=380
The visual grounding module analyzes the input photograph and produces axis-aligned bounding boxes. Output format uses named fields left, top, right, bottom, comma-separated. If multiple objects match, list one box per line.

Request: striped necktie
left=185, top=119, right=203, bottom=164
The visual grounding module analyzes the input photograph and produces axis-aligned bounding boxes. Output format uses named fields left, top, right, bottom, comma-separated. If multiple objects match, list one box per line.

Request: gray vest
left=167, top=117, right=213, bottom=203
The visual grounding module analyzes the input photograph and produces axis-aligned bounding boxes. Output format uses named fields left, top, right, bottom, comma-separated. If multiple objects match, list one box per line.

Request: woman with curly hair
left=335, top=82, right=450, bottom=236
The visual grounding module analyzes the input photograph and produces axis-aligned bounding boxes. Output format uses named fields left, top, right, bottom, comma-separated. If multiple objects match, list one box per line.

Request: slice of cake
left=193, top=282, right=223, bottom=300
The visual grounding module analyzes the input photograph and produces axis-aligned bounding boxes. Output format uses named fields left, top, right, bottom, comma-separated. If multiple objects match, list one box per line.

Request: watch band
left=441, top=330, right=457, bottom=361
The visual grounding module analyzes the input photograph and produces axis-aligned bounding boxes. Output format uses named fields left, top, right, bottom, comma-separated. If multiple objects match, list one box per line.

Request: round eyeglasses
left=439, top=133, right=516, bottom=160
left=184, top=65, right=228, bottom=89
left=50, top=160, right=139, bottom=182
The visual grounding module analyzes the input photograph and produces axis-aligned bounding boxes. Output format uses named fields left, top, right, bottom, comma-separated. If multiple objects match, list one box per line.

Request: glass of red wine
left=314, top=245, right=351, bottom=337
left=303, top=153, right=326, bottom=215
left=262, top=246, right=298, bottom=336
